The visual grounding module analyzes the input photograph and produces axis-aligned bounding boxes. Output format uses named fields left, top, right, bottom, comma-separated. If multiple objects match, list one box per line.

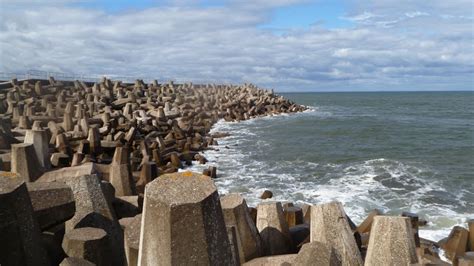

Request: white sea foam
left=186, top=109, right=471, bottom=243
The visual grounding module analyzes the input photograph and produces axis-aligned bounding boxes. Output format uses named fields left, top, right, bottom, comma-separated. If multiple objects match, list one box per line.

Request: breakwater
left=0, top=77, right=472, bottom=265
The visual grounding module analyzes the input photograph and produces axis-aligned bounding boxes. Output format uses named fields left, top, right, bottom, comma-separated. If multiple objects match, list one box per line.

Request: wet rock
left=138, top=171, right=232, bottom=265
left=202, top=165, right=217, bottom=178
left=256, top=201, right=292, bottom=255
left=365, top=216, right=418, bottom=265
left=260, top=190, right=273, bottom=199
left=310, top=201, right=363, bottom=266
left=212, top=132, right=231, bottom=138
left=418, top=218, right=428, bottom=227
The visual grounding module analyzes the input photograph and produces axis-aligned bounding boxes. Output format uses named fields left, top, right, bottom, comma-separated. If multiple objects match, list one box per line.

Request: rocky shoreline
left=0, top=77, right=472, bottom=265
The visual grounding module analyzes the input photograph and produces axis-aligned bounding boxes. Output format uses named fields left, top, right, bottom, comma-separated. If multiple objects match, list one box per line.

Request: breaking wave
left=187, top=106, right=472, bottom=242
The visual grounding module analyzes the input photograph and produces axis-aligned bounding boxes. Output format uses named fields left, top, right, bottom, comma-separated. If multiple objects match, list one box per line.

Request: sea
left=188, top=91, right=474, bottom=242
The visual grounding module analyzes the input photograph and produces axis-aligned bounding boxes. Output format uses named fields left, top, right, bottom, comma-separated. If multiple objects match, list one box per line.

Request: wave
left=187, top=110, right=471, bottom=243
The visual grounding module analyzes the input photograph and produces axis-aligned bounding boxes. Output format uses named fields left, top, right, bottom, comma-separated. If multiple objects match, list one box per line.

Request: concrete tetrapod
left=11, top=142, right=44, bottom=181
left=292, top=241, right=341, bottom=266
left=242, top=254, right=297, bottom=266
left=60, top=257, right=95, bottom=266
left=442, top=225, right=469, bottom=262
left=65, top=174, right=125, bottom=266
left=310, top=201, right=363, bottom=266
left=468, top=219, right=474, bottom=251
left=0, top=178, right=50, bottom=265
left=62, top=227, right=111, bottom=266
left=24, top=129, right=51, bottom=169
left=220, top=193, right=263, bottom=262
left=138, top=171, right=232, bottom=265
left=109, top=145, right=135, bottom=196
left=27, top=182, right=76, bottom=230
left=256, top=201, right=293, bottom=255
left=124, top=214, right=142, bottom=266
left=365, top=216, right=418, bottom=266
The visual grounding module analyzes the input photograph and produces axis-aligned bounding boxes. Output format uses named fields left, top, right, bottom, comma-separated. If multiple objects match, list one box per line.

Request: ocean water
left=188, top=91, right=474, bottom=242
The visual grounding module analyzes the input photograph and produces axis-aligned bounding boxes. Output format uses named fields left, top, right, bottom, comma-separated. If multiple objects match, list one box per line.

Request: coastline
left=186, top=111, right=462, bottom=242
left=0, top=77, right=472, bottom=265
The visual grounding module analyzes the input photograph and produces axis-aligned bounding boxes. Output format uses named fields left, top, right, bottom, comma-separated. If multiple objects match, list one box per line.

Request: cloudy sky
left=0, top=0, right=473, bottom=91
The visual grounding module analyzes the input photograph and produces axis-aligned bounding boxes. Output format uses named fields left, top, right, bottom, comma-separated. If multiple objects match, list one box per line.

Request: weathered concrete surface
left=60, top=257, right=96, bottom=266
left=42, top=223, right=67, bottom=266
left=292, top=241, right=341, bottom=266
left=300, top=203, right=311, bottom=224
left=135, top=161, right=157, bottom=194
left=109, top=145, right=135, bottom=196
left=24, top=129, right=51, bottom=169
left=469, top=219, right=474, bottom=252
left=242, top=254, right=297, bottom=266
left=109, top=163, right=134, bottom=196
left=284, top=205, right=304, bottom=227
left=402, top=211, right=421, bottom=247
left=256, top=201, right=292, bottom=255
left=365, top=216, right=418, bottom=266
left=356, top=209, right=382, bottom=234
left=289, top=224, right=310, bottom=251
left=11, top=142, right=44, bottom=181
left=221, top=193, right=263, bottom=262
left=458, top=252, right=474, bottom=266
left=138, top=171, right=232, bottom=265
left=62, top=227, right=110, bottom=266
left=310, top=201, right=363, bottom=266
left=65, top=174, right=125, bottom=265
left=0, top=178, right=50, bottom=266
left=37, top=162, right=99, bottom=183
left=441, top=225, right=469, bottom=262
left=27, top=181, right=75, bottom=230
left=124, top=214, right=141, bottom=266
left=227, top=226, right=242, bottom=266
left=113, top=195, right=141, bottom=219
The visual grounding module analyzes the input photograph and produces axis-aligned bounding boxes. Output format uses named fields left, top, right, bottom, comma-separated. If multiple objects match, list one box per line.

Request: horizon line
left=278, top=89, right=474, bottom=93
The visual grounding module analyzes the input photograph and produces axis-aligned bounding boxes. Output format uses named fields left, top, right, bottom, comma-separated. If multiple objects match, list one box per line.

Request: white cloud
left=0, top=0, right=472, bottom=91
left=405, top=11, right=429, bottom=18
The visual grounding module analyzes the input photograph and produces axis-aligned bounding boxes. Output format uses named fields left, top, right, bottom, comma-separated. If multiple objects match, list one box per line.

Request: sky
left=0, top=0, right=473, bottom=91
